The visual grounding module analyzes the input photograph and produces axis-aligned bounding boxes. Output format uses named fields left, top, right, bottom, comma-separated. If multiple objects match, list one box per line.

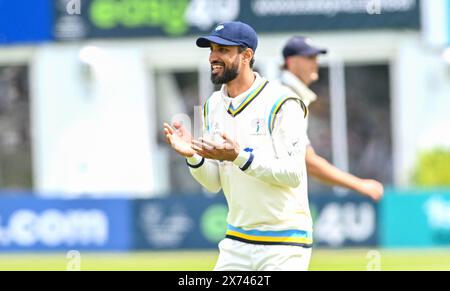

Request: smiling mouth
left=211, top=63, right=224, bottom=74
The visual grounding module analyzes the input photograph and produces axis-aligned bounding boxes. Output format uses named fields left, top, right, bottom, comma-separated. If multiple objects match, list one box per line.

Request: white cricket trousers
left=214, top=238, right=312, bottom=271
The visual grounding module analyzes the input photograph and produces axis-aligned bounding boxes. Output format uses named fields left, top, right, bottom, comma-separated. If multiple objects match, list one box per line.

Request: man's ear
left=284, top=57, right=290, bottom=69
left=242, top=48, right=253, bottom=65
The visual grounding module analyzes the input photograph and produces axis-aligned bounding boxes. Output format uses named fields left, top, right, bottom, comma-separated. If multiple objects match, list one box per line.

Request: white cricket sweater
left=187, top=73, right=313, bottom=247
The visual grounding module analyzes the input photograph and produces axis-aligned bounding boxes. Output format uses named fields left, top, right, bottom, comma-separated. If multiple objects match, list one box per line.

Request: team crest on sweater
left=250, top=118, right=266, bottom=136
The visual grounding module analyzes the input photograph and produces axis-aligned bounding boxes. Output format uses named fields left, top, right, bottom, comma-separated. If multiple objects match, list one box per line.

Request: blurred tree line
left=413, top=148, right=450, bottom=187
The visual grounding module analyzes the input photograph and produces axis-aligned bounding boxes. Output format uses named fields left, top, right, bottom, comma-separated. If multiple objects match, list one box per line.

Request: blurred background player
left=164, top=21, right=313, bottom=270
left=279, top=36, right=384, bottom=202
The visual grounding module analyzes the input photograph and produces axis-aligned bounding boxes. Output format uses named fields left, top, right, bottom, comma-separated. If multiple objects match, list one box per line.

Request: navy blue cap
left=283, top=36, right=327, bottom=59
left=196, top=21, right=258, bottom=52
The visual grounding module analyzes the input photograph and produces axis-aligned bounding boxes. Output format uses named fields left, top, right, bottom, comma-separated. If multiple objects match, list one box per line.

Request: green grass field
left=0, top=249, right=449, bottom=271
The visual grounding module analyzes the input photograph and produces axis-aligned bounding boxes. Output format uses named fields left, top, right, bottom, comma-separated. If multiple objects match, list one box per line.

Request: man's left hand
left=192, top=133, right=240, bottom=162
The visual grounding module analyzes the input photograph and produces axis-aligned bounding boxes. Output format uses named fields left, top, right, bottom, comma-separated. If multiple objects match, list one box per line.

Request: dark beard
left=210, top=59, right=240, bottom=85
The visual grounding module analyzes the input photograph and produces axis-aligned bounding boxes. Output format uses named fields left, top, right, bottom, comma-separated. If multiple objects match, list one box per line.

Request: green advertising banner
left=53, top=0, right=421, bottom=40
left=381, top=190, right=450, bottom=248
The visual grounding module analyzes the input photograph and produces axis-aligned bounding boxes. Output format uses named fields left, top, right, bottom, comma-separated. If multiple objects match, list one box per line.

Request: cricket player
left=279, top=36, right=384, bottom=201
left=164, top=21, right=312, bottom=271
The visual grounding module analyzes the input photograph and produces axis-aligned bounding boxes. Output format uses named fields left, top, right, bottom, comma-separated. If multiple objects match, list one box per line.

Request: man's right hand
left=358, top=179, right=384, bottom=202
left=163, top=121, right=196, bottom=158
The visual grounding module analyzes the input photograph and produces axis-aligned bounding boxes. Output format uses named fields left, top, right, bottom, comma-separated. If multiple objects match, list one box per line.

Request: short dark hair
left=239, top=46, right=255, bottom=69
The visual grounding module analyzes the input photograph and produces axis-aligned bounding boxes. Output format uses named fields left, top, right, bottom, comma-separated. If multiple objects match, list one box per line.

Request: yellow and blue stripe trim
left=268, top=95, right=308, bottom=134
left=227, top=80, right=269, bottom=117
left=226, top=224, right=313, bottom=247
left=203, top=99, right=210, bottom=132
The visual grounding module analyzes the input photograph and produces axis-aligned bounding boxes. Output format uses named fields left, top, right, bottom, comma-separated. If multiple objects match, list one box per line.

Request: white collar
left=220, top=72, right=264, bottom=110
left=280, top=70, right=317, bottom=106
